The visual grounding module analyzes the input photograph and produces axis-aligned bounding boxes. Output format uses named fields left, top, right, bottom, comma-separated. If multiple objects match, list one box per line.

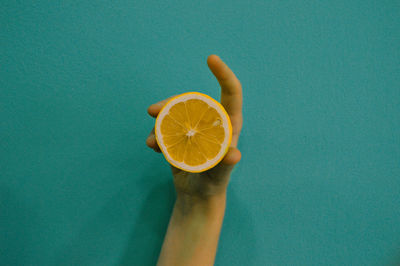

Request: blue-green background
left=1, top=1, right=399, bottom=265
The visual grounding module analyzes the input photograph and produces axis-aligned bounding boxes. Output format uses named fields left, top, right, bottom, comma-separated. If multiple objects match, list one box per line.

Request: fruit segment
left=160, top=115, right=186, bottom=136
left=185, top=99, right=209, bottom=128
left=167, top=138, right=187, bottom=162
left=183, top=138, right=207, bottom=166
left=163, top=134, right=184, bottom=147
left=195, top=133, right=220, bottom=159
left=196, top=107, right=222, bottom=131
left=168, top=102, right=189, bottom=125
left=200, top=125, right=225, bottom=144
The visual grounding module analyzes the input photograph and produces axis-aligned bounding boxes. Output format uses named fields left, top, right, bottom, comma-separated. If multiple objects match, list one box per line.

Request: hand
left=146, top=55, right=243, bottom=200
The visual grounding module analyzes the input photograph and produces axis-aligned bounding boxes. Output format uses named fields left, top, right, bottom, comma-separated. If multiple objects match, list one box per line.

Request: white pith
left=186, top=129, right=196, bottom=137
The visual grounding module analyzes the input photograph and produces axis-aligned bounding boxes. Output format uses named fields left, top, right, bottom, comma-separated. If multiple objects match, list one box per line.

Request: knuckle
left=146, top=137, right=153, bottom=147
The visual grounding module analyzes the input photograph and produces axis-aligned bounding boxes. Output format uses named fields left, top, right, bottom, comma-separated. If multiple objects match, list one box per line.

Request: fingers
left=207, top=55, right=242, bottom=117
left=154, top=146, right=161, bottom=153
left=147, top=95, right=178, bottom=118
left=146, top=127, right=161, bottom=153
left=207, top=55, right=243, bottom=147
left=147, top=96, right=178, bottom=153
left=208, top=147, right=241, bottom=178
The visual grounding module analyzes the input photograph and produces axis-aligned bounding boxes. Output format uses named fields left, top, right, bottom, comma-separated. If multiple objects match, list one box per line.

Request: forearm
left=157, top=192, right=227, bottom=266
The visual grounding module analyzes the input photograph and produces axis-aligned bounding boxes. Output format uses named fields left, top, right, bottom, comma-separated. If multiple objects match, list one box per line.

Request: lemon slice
left=155, top=92, right=232, bottom=173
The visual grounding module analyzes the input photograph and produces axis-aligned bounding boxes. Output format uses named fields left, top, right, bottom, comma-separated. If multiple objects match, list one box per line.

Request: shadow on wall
left=51, top=157, right=176, bottom=266
left=118, top=177, right=175, bottom=266
left=0, top=186, right=36, bottom=266
left=49, top=154, right=255, bottom=265
left=389, top=253, right=400, bottom=266
left=119, top=173, right=258, bottom=266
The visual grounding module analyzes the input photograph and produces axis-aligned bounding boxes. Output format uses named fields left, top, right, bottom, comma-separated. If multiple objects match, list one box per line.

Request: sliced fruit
left=155, top=92, right=232, bottom=173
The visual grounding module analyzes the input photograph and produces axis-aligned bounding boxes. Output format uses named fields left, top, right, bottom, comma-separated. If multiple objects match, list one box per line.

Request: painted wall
left=2, top=1, right=399, bottom=265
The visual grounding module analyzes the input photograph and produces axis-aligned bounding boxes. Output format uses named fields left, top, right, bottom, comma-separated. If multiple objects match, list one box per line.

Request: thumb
left=207, top=147, right=241, bottom=181
left=221, top=147, right=241, bottom=165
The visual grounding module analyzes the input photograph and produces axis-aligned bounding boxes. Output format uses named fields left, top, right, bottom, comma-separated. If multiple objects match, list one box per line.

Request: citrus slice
left=155, top=92, right=232, bottom=173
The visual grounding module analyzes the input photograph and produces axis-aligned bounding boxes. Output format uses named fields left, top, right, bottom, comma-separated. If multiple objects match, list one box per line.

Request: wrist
left=175, top=190, right=227, bottom=218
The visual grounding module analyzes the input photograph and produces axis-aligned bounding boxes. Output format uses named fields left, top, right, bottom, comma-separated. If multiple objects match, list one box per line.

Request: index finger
left=207, top=55, right=242, bottom=117
left=147, top=95, right=178, bottom=118
left=207, top=55, right=243, bottom=147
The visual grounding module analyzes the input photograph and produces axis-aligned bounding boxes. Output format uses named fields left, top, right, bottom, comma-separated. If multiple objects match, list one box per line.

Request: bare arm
left=147, top=55, right=243, bottom=266
left=157, top=192, right=226, bottom=266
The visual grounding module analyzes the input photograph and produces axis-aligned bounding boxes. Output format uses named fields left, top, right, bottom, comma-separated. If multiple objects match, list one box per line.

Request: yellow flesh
left=160, top=99, right=225, bottom=166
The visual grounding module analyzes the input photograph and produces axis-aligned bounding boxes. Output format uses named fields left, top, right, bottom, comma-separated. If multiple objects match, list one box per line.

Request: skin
left=146, top=54, right=243, bottom=266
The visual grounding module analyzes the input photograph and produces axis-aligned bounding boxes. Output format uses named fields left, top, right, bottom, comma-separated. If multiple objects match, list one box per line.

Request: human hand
left=146, top=55, right=243, bottom=201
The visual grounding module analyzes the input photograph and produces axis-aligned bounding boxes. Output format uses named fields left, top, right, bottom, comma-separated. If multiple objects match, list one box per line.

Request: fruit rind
left=155, top=92, right=232, bottom=173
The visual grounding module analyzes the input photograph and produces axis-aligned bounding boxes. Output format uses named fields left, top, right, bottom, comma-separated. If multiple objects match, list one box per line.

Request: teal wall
left=1, top=1, right=399, bottom=265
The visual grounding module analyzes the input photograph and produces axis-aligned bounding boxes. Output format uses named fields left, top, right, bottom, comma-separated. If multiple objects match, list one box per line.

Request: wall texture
left=1, top=1, right=399, bottom=265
